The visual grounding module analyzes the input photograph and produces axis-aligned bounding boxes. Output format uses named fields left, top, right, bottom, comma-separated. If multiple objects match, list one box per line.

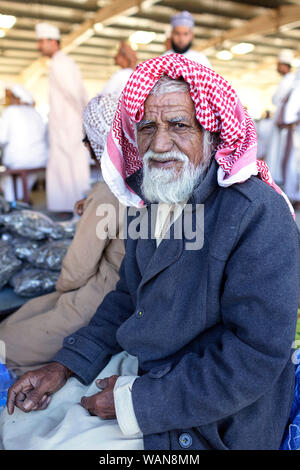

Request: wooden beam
left=195, top=4, right=300, bottom=89
left=19, top=56, right=48, bottom=87
left=1, top=0, right=95, bottom=12
left=61, top=0, right=142, bottom=54
left=195, top=4, right=300, bottom=51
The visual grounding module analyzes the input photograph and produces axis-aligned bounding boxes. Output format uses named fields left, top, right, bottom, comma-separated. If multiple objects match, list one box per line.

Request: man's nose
left=150, top=128, right=174, bottom=154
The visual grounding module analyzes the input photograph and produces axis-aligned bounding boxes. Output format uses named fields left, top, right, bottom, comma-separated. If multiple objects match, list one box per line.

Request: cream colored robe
left=47, top=50, right=90, bottom=211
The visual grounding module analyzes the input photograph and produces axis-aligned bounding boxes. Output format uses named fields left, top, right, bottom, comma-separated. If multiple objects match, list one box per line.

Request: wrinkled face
left=137, top=91, right=203, bottom=173
left=37, top=38, right=58, bottom=57
left=137, top=91, right=205, bottom=203
left=171, top=26, right=193, bottom=50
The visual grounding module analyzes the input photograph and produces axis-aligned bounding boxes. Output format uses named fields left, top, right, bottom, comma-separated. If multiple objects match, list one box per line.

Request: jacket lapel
left=135, top=206, right=157, bottom=275
left=137, top=219, right=184, bottom=287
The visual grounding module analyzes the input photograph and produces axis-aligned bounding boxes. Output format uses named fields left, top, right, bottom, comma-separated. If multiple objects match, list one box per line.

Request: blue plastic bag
left=280, top=351, right=300, bottom=450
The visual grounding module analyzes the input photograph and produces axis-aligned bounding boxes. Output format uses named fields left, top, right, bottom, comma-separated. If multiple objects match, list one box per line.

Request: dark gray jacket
left=53, top=160, right=300, bottom=450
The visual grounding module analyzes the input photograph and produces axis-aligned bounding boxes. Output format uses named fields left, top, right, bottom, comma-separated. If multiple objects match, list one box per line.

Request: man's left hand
left=80, top=375, right=119, bottom=419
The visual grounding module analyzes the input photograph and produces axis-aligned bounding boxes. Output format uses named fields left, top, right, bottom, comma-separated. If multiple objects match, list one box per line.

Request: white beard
left=141, top=150, right=206, bottom=204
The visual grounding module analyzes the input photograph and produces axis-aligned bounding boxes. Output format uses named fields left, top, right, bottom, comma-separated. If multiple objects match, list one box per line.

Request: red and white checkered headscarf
left=101, top=54, right=294, bottom=216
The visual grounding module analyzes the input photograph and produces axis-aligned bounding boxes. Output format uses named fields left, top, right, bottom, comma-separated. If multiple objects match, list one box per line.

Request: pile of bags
left=0, top=197, right=76, bottom=297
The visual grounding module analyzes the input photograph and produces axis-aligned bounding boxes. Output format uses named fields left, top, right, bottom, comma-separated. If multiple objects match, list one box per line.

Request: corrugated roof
left=0, top=0, right=299, bottom=89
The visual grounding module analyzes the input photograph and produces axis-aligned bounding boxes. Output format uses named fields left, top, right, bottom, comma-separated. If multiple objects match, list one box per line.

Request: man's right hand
left=7, top=362, right=73, bottom=415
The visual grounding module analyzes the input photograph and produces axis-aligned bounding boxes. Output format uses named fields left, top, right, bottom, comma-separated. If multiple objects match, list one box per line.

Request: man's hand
left=80, top=375, right=119, bottom=419
left=7, top=362, right=73, bottom=415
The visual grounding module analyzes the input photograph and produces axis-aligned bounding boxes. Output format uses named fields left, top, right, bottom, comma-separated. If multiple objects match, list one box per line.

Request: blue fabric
left=0, top=363, right=16, bottom=410
left=281, top=351, right=300, bottom=450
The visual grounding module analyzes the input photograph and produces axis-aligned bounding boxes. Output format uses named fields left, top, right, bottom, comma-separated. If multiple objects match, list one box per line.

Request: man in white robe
left=35, top=23, right=90, bottom=212
left=265, top=49, right=295, bottom=184
left=279, top=67, right=300, bottom=209
left=164, top=10, right=211, bottom=68
left=0, top=85, right=48, bottom=201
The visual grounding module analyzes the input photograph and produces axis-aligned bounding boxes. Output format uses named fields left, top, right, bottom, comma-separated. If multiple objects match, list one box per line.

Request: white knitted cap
left=35, top=22, right=60, bottom=40
left=278, top=49, right=294, bottom=65
left=83, top=93, right=119, bottom=163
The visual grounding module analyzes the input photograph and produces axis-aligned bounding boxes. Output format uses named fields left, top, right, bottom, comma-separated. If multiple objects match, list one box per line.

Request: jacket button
left=135, top=310, right=144, bottom=318
left=179, top=433, right=192, bottom=448
left=66, top=337, right=76, bottom=345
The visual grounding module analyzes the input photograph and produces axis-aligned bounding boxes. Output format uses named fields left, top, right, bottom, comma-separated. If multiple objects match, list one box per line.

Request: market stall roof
left=0, top=0, right=300, bottom=88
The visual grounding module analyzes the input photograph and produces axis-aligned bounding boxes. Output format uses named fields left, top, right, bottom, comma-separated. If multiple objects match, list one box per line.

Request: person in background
left=84, top=40, right=137, bottom=191
left=164, top=10, right=211, bottom=68
left=278, top=67, right=300, bottom=210
left=35, top=22, right=90, bottom=213
left=0, top=93, right=125, bottom=377
left=100, top=41, right=137, bottom=97
left=1, top=56, right=299, bottom=451
left=0, top=84, right=48, bottom=201
left=265, top=49, right=295, bottom=184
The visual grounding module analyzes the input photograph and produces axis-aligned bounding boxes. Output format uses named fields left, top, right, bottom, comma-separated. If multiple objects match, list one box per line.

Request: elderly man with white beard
left=1, top=55, right=299, bottom=451
left=139, top=78, right=216, bottom=205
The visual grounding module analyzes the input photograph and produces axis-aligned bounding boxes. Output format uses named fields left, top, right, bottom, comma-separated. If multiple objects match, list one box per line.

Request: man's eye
left=139, top=125, right=155, bottom=132
left=173, top=123, right=187, bottom=129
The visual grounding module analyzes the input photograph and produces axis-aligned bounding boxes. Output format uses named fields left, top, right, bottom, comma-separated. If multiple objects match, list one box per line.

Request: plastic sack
left=49, top=220, right=77, bottom=240
left=25, top=239, right=71, bottom=271
left=0, top=232, right=14, bottom=244
left=0, top=241, right=23, bottom=289
left=0, top=210, right=58, bottom=240
left=47, top=224, right=67, bottom=240
left=9, top=267, right=60, bottom=297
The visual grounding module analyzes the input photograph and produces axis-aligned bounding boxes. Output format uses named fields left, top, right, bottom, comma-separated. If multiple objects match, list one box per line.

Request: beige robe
left=47, top=50, right=90, bottom=211
left=0, top=182, right=125, bottom=376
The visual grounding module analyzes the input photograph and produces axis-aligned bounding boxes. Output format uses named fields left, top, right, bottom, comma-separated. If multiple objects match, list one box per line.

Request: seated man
left=0, top=85, right=48, bottom=201
left=1, top=55, right=299, bottom=451
left=0, top=93, right=124, bottom=377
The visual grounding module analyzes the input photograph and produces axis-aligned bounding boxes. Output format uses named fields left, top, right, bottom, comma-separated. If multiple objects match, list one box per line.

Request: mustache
left=143, top=150, right=189, bottom=164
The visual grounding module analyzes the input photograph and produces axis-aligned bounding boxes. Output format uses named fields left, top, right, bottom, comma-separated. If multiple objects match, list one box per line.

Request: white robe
left=47, top=50, right=90, bottom=212
left=0, top=351, right=143, bottom=450
left=0, top=105, right=48, bottom=201
left=265, top=72, right=295, bottom=184
left=256, top=117, right=273, bottom=160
